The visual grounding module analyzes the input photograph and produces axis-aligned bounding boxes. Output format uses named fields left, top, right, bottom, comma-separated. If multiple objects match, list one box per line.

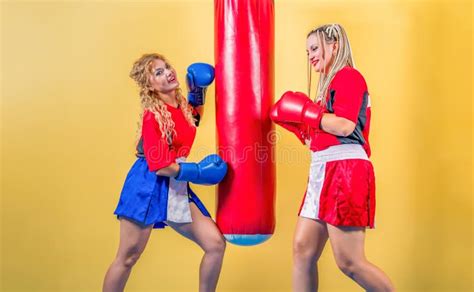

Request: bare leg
left=167, top=203, right=226, bottom=292
left=327, top=225, right=394, bottom=292
left=103, top=218, right=153, bottom=292
left=292, top=217, right=329, bottom=292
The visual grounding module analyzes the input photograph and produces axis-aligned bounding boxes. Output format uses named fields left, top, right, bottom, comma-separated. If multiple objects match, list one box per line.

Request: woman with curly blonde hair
left=103, top=53, right=228, bottom=292
left=271, top=24, right=394, bottom=291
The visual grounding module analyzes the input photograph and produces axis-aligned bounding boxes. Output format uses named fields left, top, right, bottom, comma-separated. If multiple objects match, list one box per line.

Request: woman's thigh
left=167, top=203, right=225, bottom=250
left=327, top=224, right=366, bottom=264
left=293, top=217, right=329, bottom=259
left=116, top=218, right=153, bottom=259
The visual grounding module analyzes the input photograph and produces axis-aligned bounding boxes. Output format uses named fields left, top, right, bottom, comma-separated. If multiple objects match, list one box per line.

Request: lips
left=311, top=60, right=319, bottom=66
left=167, top=75, right=176, bottom=83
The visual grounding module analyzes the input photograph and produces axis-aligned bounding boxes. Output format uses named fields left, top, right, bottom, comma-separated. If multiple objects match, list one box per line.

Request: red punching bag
left=214, top=0, right=275, bottom=245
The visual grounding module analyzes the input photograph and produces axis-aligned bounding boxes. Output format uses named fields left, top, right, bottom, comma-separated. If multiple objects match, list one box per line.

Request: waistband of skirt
left=311, top=144, right=368, bottom=163
left=134, top=155, right=187, bottom=163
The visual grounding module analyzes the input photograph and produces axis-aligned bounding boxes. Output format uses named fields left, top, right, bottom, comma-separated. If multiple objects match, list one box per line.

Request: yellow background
left=1, top=0, right=472, bottom=291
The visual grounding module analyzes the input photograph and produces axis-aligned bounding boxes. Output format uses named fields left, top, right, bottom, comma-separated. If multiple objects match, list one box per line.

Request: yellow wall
left=1, top=0, right=472, bottom=291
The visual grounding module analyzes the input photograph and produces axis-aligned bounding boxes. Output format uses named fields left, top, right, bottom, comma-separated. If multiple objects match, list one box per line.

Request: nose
left=165, top=68, right=174, bottom=76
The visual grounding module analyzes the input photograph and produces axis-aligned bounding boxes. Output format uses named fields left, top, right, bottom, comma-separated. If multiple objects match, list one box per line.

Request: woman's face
left=306, top=33, right=337, bottom=73
left=148, top=58, right=179, bottom=93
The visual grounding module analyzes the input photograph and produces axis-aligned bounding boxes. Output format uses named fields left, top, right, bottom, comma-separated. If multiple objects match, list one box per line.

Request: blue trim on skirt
left=114, top=158, right=211, bottom=229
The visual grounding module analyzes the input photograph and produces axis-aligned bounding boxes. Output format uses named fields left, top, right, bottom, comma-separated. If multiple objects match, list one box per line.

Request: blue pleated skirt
left=114, top=158, right=210, bottom=228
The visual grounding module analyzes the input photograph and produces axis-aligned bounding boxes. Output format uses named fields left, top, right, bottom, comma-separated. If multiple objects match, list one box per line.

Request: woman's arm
left=156, top=163, right=180, bottom=177
left=322, top=67, right=367, bottom=137
left=321, top=113, right=356, bottom=137
left=194, top=105, right=204, bottom=119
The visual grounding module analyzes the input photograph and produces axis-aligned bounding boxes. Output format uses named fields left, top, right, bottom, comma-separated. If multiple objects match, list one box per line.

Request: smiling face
left=148, top=58, right=179, bottom=94
left=306, top=32, right=338, bottom=73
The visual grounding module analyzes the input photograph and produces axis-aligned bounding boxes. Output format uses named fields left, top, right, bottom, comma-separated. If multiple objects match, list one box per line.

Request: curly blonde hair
left=307, top=24, right=355, bottom=107
left=129, top=53, right=196, bottom=144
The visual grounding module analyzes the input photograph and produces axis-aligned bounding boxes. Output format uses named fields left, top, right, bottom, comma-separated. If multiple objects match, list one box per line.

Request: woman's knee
left=334, top=254, right=361, bottom=278
left=293, top=238, right=319, bottom=262
left=202, top=236, right=226, bottom=255
left=117, top=246, right=144, bottom=269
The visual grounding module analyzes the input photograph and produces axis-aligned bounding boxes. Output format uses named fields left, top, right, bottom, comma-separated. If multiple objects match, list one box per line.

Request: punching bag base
left=224, top=234, right=272, bottom=246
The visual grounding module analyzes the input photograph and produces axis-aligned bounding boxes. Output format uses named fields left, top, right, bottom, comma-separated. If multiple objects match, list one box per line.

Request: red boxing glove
left=270, top=105, right=308, bottom=144
left=270, top=91, right=325, bottom=130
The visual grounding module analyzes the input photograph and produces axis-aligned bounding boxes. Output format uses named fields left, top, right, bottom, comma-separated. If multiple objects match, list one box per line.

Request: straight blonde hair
left=307, top=24, right=355, bottom=107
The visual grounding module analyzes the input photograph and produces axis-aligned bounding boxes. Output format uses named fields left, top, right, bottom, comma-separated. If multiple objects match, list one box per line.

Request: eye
left=155, top=69, right=163, bottom=76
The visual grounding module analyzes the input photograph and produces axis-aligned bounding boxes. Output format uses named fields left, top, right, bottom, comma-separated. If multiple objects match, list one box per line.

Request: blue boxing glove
left=186, top=63, right=215, bottom=107
left=175, top=154, right=227, bottom=185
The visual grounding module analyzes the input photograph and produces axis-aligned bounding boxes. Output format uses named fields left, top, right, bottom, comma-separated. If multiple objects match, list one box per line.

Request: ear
left=332, top=42, right=339, bottom=55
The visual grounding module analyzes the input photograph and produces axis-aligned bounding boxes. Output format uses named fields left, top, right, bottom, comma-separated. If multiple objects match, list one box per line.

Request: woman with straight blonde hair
left=271, top=24, right=394, bottom=291
left=103, top=53, right=228, bottom=292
